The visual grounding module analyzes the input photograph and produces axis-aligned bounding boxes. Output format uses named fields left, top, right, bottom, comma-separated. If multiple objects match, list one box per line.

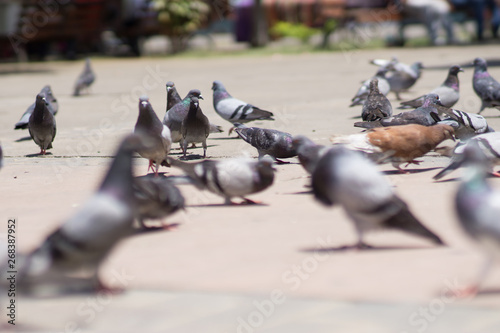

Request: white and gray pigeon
left=28, top=94, right=56, bottom=155
left=382, top=59, right=424, bottom=100
left=73, top=58, right=95, bottom=96
left=399, top=65, right=463, bottom=109
left=312, top=146, right=444, bottom=248
left=350, top=66, right=390, bottom=107
left=438, top=108, right=494, bottom=141
left=212, top=80, right=274, bottom=129
left=433, top=132, right=500, bottom=180
left=163, top=89, right=203, bottom=144
left=361, top=78, right=393, bottom=121
left=168, top=156, right=275, bottom=205
left=354, top=93, right=442, bottom=129
left=134, top=96, right=172, bottom=176
left=454, top=141, right=500, bottom=296
left=292, top=135, right=330, bottom=174
left=234, top=124, right=297, bottom=163
left=16, top=135, right=140, bottom=295
left=132, top=174, right=185, bottom=229
left=15, top=85, right=58, bottom=130
left=472, top=57, right=500, bottom=114
left=181, top=96, right=210, bottom=158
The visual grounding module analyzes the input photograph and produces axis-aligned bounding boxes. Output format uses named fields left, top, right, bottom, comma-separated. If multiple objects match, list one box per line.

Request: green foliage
left=270, top=21, right=320, bottom=44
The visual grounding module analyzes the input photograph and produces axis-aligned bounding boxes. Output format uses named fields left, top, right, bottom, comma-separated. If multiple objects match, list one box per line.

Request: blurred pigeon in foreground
left=133, top=175, right=185, bottom=229
left=212, top=80, right=274, bottom=132
left=361, top=78, right=393, bottom=121
left=73, top=58, right=95, bottom=96
left=292, top=135, right=330, bottom=174
left=438, top=108, right=494, bottom=141
left=354, top=93, right=442, bottom=129
left=168, top=157, right=275, bottom=205
left=134, top=96, right=171, bottom=176
left=234, top=124, right=297, bottom=163
left=433, top=132, right=500, bottom=180
left=312, top=146, right=444, bottom=248
left=28, top=94, right=56, bottom=155
left=332, top=123, right=454, bottom=172
left=472, top=57, right=500, bottom=114
left=181, top=96, right=210, bottom=158
left=163, top=89, right=203, bottom=145
left=350, top=67, right=390, bottom=107
left=15, top=85, right=58, bottom=130
left=17, top=135, right=141, bottom=295
left=454, top=142, right=500, bottom=296
left=399, top=65, right=463, bottom=109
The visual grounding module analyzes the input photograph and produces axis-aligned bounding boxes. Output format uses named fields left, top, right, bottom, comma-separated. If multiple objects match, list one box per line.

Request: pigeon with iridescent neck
left=472, top=57, right=500, bottom=114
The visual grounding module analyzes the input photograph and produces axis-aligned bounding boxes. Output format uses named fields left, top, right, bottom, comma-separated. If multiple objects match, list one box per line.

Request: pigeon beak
left=436, top=99, right=444, bottom=106
left=199, top=94, right=204, bottom=100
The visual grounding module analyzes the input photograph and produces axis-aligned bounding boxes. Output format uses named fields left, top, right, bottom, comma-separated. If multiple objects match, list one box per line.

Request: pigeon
left=361, top=78, right=393, bottom=121
left=398, top=65, right=463, bottom=109
left=17, top=135, right=141, bottom=295
left=28, top=94, right=57, bottom=155
left=454, top=141, right=500, bottom=296
left=15, top=85, right=58, bottom=130
left=350, top=67, right=391, bottom=107
left=181, top=96, right=210, bottom=158
left=312, top=146, right=444, bottom=248
left=132, top=175, right=185, bottom=229
left=234, top=124, right=297, bottom=163
left=163, top=89, right=203, bottom=144
left=433, top=132, right=500, bottom=180
left=166, top=81, right=182, bottom=111
left=332, top=123, right=455, bottom=172
left=472, top=57, right=500, bottom=114
left=73, top=58, right=96, bottom=96
left=168, top=157, right=275, bottom=205
left=354, top=94, right=442, bottom=129
left=438, top=108, right=494, bottom=141
left=385, top=59, right=424, bottom=100
left=134, top=96, right=172, bottom=176
left=212, top=80, right=274, bottom=129
left=292, top=135, right=330, bottom=174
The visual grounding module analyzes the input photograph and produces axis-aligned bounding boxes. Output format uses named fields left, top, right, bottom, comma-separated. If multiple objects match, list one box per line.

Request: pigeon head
left=369, top=78, right=379, bottom=92
left=139, top=96, right=150, bottom=109
left=473, top=58, right=487, bottom=72
left=190, top=96, right=199, bottom=110
left=449, top=65, right=464, bottom=75
left=292, top=135, right=315, bottom=151
left=165, top=81, right=175, bottom=91
left=35, top=94, right=47, bottom=105
left=186, top=89, right=203, bottom=100
left=423, top=94, right=443, bottom=107
left=212, top=80, right=226, bottom=91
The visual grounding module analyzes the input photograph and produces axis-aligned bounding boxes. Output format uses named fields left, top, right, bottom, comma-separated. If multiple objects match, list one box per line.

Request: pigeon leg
left=182, top=140, right=188, bottom=159
left=274, top=158, right=290, bottom=165
left=228, top=127, right=234, bottom=135
left=491, top=170, right=500, bottom=177
left=147, top=160, right=154, bottom=173
left=202, top=140, right=207, bottom=158
left=190, top=143, right=197, bottom=148
left=224, top=197, right=235, bottom=205
left=455, top=256, right=492, bottom=298
left=154, top=163, right=160, bottom=177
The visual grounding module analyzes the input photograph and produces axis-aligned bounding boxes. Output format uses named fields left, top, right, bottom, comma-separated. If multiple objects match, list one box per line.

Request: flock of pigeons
left=3, top=55, right=500, bottom=298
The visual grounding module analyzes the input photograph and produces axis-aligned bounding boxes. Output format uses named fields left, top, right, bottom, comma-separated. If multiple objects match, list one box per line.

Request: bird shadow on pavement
left=478, top=288, right=500, bottom=295
left=25, top=152, right=53, bottom=157
left=209, top=136, right=241, bottom=141
left=132, top=223, right=180, bottom=235
left=188, top=202, right=270, bottom=208
left=382, top=167, right=441, bottom=175
left=15, top=136, right=32, bottom=142
left=286, top=190, right=313, bottom=195
left=433, top=177, right=461, bottom=183
left=300, top=244, right=432, bottom=253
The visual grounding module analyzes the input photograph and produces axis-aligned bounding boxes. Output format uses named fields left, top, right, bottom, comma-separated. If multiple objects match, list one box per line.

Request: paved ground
left=1, top=43, right=500, bottom=332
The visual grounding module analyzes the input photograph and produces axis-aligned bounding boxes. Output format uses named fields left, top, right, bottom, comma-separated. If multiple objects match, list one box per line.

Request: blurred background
left=0, top=0, right=498, bottom=61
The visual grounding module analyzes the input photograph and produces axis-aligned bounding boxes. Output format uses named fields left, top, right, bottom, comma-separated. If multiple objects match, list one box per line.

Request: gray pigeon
left=163, top=89, right=203, bottom=144
left=438, top=108, right=494, bottom=141
left=212, top=80, right=274, bottom=128
left=292, top=135, right=330, bottom=174
left=234, top=124, right=297, bottom=163
left=385, top=59, right=424, bottom=100
left=17, top=135, right=140, bottom=295
left=454, top=142, right=500, bottom=296
left=354, top=93, right=442, bottom=129
left=73, top=58, right=95, bottom=96
left=134, top=96, right=172, bottom=176
left=133, top=174, right=185, bottom=229
left=433, top=132, right=500, bottom=180
left=472, top=57, right=500, bottom=114
left=15, top=85, right=58, bottom=130
left=361, top=78, right=393, bottom=121
left=166, top=81, right=182, bottom=112
left=28, top=94, right=56, bottom=155
left=312, top=146, right=444, bottom=248
left=399, top=65, right=463, bottom=109
left=350, top=67, right=390, bottom=107
left=168, top=157, right=275, bottom=205
left=181, top=96, right=210, bottom=158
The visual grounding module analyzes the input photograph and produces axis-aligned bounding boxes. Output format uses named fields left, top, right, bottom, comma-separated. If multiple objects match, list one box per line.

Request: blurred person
left=451, top=0, right=500, bottom=39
